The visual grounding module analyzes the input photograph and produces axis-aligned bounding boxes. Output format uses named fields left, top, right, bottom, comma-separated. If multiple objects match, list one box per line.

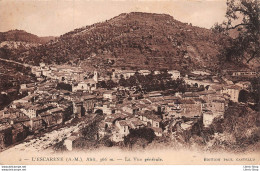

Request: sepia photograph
left=0, top=0, right=259, bottom=166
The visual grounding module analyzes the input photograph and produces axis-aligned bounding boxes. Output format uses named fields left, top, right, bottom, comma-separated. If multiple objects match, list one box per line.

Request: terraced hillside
left=18, top=12, right=232, bottom=72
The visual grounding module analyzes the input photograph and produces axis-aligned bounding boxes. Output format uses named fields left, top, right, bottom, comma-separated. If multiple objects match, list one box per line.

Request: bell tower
left=93, top=71, right=98, bottom=82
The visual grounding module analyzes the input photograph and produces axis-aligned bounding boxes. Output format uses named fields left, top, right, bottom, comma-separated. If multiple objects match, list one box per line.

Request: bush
left=53, top=139, right=67, bottom=152
left=124, top=128, right=156, bottom=149
left=80, top=122, right=98, bottom=141
left=56, top=83, right=72, bottom=91
left=99, top=135, right=113, bottom=147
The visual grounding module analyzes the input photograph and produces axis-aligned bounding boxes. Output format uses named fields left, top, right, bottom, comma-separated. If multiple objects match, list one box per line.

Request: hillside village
left=0, top=61, right=258, bottom=151
left=0, top=11, right=259, bottom=153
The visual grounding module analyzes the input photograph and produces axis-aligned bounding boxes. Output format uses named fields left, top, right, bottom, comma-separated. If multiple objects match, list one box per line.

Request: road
left=0, top=57, right=33, bottom=68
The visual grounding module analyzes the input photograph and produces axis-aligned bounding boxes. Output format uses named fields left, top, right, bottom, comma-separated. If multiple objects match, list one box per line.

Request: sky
left=0, top=0, right=228, bottom=37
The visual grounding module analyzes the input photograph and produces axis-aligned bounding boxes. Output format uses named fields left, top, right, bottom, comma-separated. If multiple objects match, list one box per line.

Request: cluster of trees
left=187, top=103, right=260, bottom=151
left=171, top=97, right=260, bottom=151
left=238, top=77, right=259, bottom=111
left=124, top=128, right=156, bottom=149
left=212, top=0, right=259, bottom=64
left=80, top=121, right=99, bottom=141
left=210, top=103, right=260, bottom=150
left=53, top=115, right=106, bottom=151
left=0, top=94, right=11, bottom=110
left=53, top=139, right=67, bottom=152
left=98, top=72, right=187, bottom=93
left=56, top=83, right=72, bottom=92
left=67, top=121, right=101, bottom=150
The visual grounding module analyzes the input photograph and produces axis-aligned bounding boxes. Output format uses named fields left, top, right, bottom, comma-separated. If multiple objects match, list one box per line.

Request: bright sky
left=0, top=0, right=227, bottom=37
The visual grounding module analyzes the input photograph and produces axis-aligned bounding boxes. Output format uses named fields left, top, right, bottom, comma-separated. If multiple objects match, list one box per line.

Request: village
left=0, top=62, right=258, bottom=151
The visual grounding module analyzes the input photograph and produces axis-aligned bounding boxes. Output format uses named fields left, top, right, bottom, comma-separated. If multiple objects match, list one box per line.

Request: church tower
left=93, top=71, right=98, bottom=82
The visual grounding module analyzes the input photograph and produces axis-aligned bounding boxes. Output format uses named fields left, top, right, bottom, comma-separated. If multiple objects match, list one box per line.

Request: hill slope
left=0, top=30, right=56, bottom=60
left=17, top=13, right=232, bottom=71
left=0, top=29, right=53, bottom=44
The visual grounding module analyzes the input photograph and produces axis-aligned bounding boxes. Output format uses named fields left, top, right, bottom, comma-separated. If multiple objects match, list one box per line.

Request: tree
left=106, top=80, right=117, bottom=89
left=250, top=77, right=260, bottom=110
left=119, top=77, right=127, bottom=87
left=124, top=128, right=156, bottom=149
left=53, top=139, right=67, bottom=152
left=56, top=82, right=72, bottom=91
left=99, top=135, right=113, bottom=147
left=80, top=122, right=98, bottom=141
left=222, top=104, right=260, bottom=146
left=211, top=23, right=227, bottom=34
left=238, top=89, right=249, bottom=102
left=214, top=0, right=260, bottom=63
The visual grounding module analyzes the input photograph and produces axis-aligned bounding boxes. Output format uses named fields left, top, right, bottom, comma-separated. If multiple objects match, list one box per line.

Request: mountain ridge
left=3, top=12, right=256, bottom=72
left=0, top=29, right=56, bottom=44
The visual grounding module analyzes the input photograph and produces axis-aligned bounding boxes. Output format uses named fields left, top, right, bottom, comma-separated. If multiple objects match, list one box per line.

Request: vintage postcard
left=0, top=0, right=259, bottom=165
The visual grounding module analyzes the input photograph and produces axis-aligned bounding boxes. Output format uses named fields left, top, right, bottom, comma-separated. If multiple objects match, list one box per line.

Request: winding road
left=0, top=57, right=33, bottom=68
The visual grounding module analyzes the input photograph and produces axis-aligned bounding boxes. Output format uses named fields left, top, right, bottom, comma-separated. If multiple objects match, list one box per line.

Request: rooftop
left=225, top=85, right=241, bottom=90
left=151, top=127, right=162, bottom=133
